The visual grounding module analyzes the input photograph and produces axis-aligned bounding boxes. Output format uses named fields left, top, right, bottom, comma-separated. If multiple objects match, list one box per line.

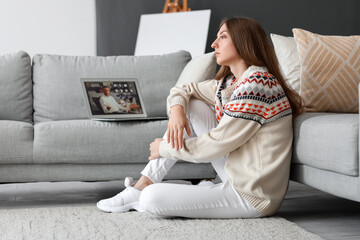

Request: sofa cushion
left=293, top=112, right=358, bottom=176
left=293, top=28, right=360, bottom=113
left=32, top=51, right=191, bottom=123
left=270, top=34, right=300, bottom=93
left=174, top=51, right=217, bottom=87
left=166, top=51, right=217, bottom=116
left=0, top=51, right=32, bottom=123
left=0, top=120, right=33, bottom=164
left=33, top=119, right=168, bottom=164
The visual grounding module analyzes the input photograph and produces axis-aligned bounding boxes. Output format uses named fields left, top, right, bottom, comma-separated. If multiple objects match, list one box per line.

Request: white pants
left=139, top=99, right=263, bottom=218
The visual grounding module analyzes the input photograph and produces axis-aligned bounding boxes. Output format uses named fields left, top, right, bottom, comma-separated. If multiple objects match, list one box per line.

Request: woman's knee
left=186, top=99, right=217, bottom=135
left=187, top=99, right=213, bottom=116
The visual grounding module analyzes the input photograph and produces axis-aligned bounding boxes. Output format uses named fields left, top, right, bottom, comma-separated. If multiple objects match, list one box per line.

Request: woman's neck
left=229, top=60, right=248, bottom=80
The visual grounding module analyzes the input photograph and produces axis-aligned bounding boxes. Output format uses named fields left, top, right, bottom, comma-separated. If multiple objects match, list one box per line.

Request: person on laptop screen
left=99, top=86, right=140, bottom=113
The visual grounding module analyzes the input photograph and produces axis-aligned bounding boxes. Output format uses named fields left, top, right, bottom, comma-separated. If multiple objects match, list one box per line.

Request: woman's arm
left=166, top=79, right=218, bottom=150
left=166, top=80, right=218, bottom=115
left=159, top=114, right=261, bottom=163
left=158, top=71, right=292, bottom=162
left=167, top=105, right=191, bottom=150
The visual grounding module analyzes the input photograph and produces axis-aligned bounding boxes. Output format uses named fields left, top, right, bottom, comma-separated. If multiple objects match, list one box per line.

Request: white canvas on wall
left=135, top=10, right=211, bottom=58
left=0, top=0, right=96, bottom=57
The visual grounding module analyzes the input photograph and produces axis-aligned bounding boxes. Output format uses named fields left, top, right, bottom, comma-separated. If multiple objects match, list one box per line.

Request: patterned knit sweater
left=159, top=66, right=293, bottom=216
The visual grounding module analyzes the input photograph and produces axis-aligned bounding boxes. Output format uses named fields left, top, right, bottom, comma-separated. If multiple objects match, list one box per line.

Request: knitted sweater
left=159, top=65, right=293, bottom=216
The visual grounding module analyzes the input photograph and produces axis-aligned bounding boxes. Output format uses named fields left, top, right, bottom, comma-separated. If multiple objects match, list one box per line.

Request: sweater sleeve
left=159, top=114, right=261, bottom=163
left=166, top=80, right=218, bottom=114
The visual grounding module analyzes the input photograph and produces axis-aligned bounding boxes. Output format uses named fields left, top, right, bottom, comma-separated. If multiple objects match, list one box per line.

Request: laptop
left=80, top=78, right=167, bottom=121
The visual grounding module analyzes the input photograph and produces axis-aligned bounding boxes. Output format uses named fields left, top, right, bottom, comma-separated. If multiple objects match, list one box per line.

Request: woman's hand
left=149, top=138, right=163, bottom=160
left=167, top=105, right=192, bottom=151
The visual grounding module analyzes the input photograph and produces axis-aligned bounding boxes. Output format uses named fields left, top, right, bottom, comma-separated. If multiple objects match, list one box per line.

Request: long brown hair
left=215, top=18, right=304, bottom=118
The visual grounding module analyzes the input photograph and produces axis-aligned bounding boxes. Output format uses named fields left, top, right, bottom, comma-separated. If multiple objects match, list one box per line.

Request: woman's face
left=211, top=24, right=241, bottom=66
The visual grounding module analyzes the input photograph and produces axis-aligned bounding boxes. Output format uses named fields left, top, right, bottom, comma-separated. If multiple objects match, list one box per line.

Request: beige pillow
left=293, top=28, right=360, bottom=113
left=166, top=51, right=217, bottom=115
left=270, top=34, right=301, bottom=93
left=175, top=51, right=217, bottom=87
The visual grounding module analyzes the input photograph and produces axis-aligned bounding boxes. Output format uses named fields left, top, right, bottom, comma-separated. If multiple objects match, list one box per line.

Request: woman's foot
left=96, top=176, right=153, bottom=213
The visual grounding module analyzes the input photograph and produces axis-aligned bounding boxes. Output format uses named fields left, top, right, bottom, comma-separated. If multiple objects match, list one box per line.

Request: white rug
left=0, top=205, right=322, bottom=240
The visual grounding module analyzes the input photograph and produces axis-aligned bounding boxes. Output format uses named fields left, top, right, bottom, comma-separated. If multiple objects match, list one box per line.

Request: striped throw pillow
left=293, top=28, right=360, bottom=113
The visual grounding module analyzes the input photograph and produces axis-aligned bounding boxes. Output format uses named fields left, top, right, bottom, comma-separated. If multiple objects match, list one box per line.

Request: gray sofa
left=1, top=50, right=359, bottom=205
left=0, top=50, right=216, bottom=183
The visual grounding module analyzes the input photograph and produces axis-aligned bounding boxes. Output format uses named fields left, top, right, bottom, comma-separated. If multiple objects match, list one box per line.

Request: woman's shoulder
left=244, top=66, right=276, bottom=82
left=226, top=67, right=292, bottom=125
left=239, top=67, right=281, bottom=93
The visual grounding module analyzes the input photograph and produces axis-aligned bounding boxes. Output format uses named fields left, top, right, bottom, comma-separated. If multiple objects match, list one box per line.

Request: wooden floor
left=278, top=182, right=360, bottom=240
left=0, top=180, right=359, bottom=240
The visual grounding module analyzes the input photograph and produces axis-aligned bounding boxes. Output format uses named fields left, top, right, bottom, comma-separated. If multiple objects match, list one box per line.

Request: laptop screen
left=80, top=78, right=147, bottom=120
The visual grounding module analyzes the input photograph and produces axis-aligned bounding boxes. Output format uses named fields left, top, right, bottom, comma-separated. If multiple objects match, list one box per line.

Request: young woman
left=97, top=17, right=303, bottom=218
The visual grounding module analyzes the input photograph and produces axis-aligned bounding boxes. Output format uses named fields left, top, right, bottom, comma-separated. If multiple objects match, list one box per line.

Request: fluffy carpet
left=0, top=205, right=322, bottom=240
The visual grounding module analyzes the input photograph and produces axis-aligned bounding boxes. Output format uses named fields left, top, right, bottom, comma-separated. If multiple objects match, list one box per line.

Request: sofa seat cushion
left=33, top=119, right=168, bottom=164
left=32, top=51, right=191, bottom=123
left=0, top=120, right=33, bottom=164
left=0, top=163, right=216, bottom=183
left=293, top=112, right=358, bottom=176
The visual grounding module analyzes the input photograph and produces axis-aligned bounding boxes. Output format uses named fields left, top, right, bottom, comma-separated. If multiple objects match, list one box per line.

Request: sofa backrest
left=32, top=51, right=191, bottom=123
left=0, top=51, right=33, bottom=123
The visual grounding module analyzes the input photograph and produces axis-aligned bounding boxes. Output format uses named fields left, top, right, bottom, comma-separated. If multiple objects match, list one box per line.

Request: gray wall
left=96, top=0, right=360, bottom=56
